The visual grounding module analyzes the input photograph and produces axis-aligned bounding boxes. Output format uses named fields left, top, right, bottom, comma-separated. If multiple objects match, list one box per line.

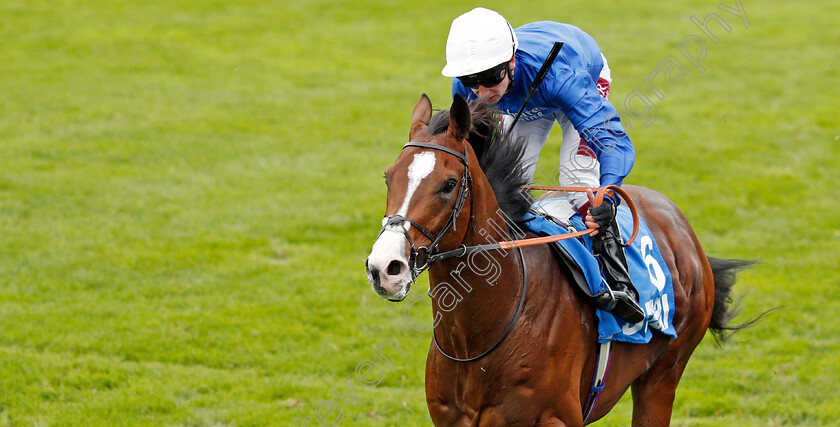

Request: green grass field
left=1, top=0, right=838, bottom=425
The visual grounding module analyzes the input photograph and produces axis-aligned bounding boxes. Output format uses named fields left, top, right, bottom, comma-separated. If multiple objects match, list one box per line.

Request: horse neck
left=428, top=169, right=525, bottom=357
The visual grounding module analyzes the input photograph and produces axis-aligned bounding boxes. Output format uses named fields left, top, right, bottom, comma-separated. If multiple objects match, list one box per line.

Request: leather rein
left=423, top=184, right=640, bottom=267
left=379, top=141, right=640, bottom=363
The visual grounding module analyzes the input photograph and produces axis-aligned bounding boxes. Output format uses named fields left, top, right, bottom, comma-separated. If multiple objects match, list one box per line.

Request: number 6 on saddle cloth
left=527, top=196, right=677, bottom=343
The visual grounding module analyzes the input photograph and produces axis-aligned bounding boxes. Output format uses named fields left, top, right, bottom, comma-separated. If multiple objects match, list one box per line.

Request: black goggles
left=457, top=62, right=508, bottom=88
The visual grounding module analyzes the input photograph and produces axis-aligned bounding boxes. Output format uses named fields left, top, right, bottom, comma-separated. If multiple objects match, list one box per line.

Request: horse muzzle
left=366, top=230, right=413, bottom=301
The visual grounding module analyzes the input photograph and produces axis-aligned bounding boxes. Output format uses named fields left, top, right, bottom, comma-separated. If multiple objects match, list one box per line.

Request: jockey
left=442, top=7, right=644, bottom=324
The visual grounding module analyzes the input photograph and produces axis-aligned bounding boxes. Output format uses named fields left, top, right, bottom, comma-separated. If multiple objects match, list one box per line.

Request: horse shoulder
left=518, top=244, right=602, bottom=415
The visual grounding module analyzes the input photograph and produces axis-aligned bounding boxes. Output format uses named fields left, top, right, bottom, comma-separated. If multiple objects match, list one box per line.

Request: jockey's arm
left=548, top=69, right=635, bottom=190
left=579, top=117, right=635, bottom=189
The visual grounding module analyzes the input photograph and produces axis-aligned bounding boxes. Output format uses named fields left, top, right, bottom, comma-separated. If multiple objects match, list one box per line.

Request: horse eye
left=441, top=179, right=458, bottom=194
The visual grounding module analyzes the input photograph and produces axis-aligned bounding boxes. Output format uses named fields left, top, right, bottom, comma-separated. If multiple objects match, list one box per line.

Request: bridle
left=378, top=139, right=529, bottom=363
left=376, top=139, right=642, bottom=364
left=377, top=141, right=474, bottom=282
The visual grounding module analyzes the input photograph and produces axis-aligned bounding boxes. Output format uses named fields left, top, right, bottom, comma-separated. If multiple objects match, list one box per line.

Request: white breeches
left=502, top=53, right=613, bottom=210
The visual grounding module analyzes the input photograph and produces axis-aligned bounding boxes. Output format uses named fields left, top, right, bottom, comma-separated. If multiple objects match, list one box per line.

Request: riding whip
left=504, top=41, right=563, bottom=141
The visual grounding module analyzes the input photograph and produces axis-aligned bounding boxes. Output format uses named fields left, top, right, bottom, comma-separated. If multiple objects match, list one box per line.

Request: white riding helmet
left=441, top=7, right=518, bottom=77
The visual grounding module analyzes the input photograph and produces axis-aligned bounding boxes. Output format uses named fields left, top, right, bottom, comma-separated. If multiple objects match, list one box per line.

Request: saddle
left=523, top=196, right=678, bottom=343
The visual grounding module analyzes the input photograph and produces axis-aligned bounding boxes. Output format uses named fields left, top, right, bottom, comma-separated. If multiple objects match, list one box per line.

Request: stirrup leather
left=594, top=221, right=646, bottom=324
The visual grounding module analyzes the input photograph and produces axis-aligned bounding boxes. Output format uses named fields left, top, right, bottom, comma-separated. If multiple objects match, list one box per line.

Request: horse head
left=366, top=94, right=476, bottom=301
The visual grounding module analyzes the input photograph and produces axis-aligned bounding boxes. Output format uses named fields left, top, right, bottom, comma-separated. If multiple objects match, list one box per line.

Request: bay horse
left=366, top=94, right=756, bottom=426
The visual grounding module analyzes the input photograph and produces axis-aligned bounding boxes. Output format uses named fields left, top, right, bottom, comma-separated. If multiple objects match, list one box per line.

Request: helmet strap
left=503, top=61, right=514, bottom=94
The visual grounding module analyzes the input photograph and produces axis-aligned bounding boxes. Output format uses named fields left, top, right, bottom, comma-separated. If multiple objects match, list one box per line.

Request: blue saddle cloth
left=523, top=201, right=677, bottom=343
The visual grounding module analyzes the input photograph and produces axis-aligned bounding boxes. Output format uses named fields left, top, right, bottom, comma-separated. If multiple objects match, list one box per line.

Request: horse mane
left=428, top=99, right=532, bottom=226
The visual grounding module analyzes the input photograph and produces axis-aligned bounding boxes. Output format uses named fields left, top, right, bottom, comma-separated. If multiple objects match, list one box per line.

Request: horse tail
left=707, top=257, right=776, bottom=346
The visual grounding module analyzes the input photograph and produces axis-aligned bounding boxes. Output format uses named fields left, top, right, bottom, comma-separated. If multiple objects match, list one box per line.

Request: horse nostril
left=367, top=261, right=380, bottom=284
left=387, top=260, right=403, bottom=276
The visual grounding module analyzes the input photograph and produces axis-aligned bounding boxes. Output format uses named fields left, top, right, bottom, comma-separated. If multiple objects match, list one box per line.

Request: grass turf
left=0, top=0, right=838, bottom=425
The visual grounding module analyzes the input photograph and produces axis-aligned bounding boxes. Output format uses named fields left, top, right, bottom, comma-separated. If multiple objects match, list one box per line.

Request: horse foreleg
left=533, top=418, right=568, bottom=426
left=628, top=357, right=690, bottom=427
left=534, top=410, right=582, bottom=427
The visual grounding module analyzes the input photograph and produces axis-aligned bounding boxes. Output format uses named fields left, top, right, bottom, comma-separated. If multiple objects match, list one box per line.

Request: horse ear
left=410, top=93, right=433, bottom=141
left=447, top=94, right=471, bottom=141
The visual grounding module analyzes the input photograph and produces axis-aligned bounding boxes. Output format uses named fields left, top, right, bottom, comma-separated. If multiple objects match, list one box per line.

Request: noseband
left=378, top=141, right=473, bottom=281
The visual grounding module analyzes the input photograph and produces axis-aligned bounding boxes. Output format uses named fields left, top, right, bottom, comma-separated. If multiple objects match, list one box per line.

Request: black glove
left=589, top=197, right=616, bottom=231
left=589, top=197, right=616, bottom=255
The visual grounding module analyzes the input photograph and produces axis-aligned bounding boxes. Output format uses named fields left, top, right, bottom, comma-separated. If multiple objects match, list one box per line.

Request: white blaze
left=397, top=151, right=436, bottom=217
left=367, top=151, right=437, bottom=298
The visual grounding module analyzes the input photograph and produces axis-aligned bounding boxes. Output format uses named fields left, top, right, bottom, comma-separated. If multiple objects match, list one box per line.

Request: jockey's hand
left=585, top=188, right=616, bottom=236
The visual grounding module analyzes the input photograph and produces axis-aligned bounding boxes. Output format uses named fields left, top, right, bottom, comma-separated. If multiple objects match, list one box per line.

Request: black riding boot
left=593, top=221, right=646, bottom=324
